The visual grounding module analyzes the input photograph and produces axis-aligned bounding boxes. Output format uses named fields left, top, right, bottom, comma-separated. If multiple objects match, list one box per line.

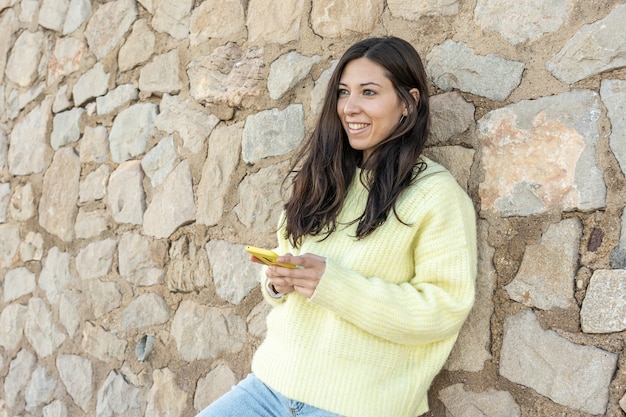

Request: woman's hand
left=266, top=253, right=327, bottom=298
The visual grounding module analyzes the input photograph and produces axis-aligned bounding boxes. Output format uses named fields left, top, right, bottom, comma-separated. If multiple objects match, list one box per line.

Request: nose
left=342, top=94, right=360, bottom=116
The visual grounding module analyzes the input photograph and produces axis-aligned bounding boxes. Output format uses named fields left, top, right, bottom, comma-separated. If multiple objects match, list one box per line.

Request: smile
left=348, top=123, right=369, bottom=130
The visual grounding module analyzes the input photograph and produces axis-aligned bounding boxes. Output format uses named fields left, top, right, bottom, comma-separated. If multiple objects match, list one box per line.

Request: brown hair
left=284, top=37, right=430, bottom=247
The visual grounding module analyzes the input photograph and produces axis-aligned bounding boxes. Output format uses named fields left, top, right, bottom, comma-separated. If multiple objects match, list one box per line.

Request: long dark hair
left=284, top=36, right=430, bottom=247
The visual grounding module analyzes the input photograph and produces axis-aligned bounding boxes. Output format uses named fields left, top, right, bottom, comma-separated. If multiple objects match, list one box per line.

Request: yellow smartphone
left=245, top=246, right=297, bottom=269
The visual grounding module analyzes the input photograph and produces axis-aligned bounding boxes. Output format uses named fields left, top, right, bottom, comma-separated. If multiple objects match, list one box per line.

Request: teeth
left=348, top=123, right=368, bottom=130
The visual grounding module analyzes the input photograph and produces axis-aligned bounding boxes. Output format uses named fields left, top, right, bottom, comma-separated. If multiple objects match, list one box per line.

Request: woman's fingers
left=267, top=253, right=326, bottom=298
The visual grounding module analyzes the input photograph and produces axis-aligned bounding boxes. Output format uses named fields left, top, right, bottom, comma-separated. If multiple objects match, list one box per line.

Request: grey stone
left=426, top=40, right=524, bottom=101
left=38, top=0, right=69, bottom=32
left=0, top=182, right=8, bottom=222
left=601, top=79, right=626, bottom=177
left=25, top=298, right=66, bottom=358
left=87, top=279, right=122, bottom=318
left=143, top=160, right=196, bottom=238
left=194, top=365, right=237, bottom=411
left=0, top=303, right=27, bottom=351
left=242, top=104, right=305, bottom=164
left=387, top=0, right=460, bottom=19
left=53, top=85, right=71, bottom=113
left=8, top=96, right=52, bottom=176
left=547, top=4, right=626, bottom=84
left=39, top=147, right=80, bottom=242
left=424, top=146, right=474, bottom=191
left=5, top=30, right=44, bottom=87
left=0, top=223, right=20, bottom=269
left=79, top=165, right=109, bottom=203
left=197, top=122, right=242, bottom=226
left=4, top=267, right=36, bottom=302
left=268, top=51, right=321, bottom=99
left=75, top=208, right=108, bottom=239
left=0, top=9, right=16, bottom=85
left=171, top=300, right=246, bottom=362
left=19, top=231, right=44, bottom=262
left=79, top=125, right=108, bottom=163
left=505, top=218, right=581, bottom=310
left=75, top=238, right=118, bottom=280
left=478, top=90, right=605, bottom=216
left=81, top=322, right=127, bottom=362
left=43, top=399, right=67, bottom=417
left=59, top=290, right=83, bottom=339
left=0, top=125, right=7, bottom=170
left=310, top=0, right=384, bottom=38
left=439, top=383, right=521, bottom=417
left=234, top=162, right=289, bottom=235
left=118, top=19, right=155, bottom=72
left=189, top=0, right=246, bottom=46
left=580, top=269, right=626, bottom=333
left=152, top=0, right=193, bottom=40
left=39, top=247, right=74, bottom=304
left=310, top=60, right=337, bottom=116
left=84, top=0, right=137, bottom=59
left=247, top=301, right=271, bottom=339
left=50, top=107, right=84, bottom=149
left=63, top=0, right=92, bottom=34
left=109, top=103, right=158, bottom=163
left=611, top=208, right=626, bottom=269
left=56, top=354, right=93, bottom=412
left=138, top=50, right=182, bottom=95
left=25, top=365, right=58, bottom=413
left=72, top=62, right=110, bottom=106
left=5, top=349, right=36, bottom=411
left=18, top=0, right=38, bottom=24
left=187, top=43, right=265, bottom=107
left=428, top=91, right=475, bottom=144
left=47, top=37, right=85, bottom=85
left=206, top=241, right=261, bottom=305
left=9, top=182, right=35, bottom=221
left=0, top=0, right=18, bottom=11
left=121, top=293, right=170, bottom=331
left=154, top=94, right=219, bottom=154
left=474, top=0, right=570, bottom=45
left=95, top=371, right=144, bottom=417
left=145, top=368, right=187, bottom=417
left=107, top=160, right=146, bottom=225
left=96, top=84, right=138, bottom=115
left=500, top=310, right=617, bottom=415
left=118, top=232, right=165, bottom=286
left=141, top=135, right=176, bottom=188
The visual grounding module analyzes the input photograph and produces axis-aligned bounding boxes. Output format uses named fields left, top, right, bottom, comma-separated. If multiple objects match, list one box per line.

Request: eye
left=363, top=89, right=376, bottom=96
left=338, top=88, right=349, bottom=96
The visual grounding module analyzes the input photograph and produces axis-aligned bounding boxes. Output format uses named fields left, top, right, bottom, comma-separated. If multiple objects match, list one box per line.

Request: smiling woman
left=196, top=36, right=477, bottom=417
left=338, top=57, right=419, bottom=161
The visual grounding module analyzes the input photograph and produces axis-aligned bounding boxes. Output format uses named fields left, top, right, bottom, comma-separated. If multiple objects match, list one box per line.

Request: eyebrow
left=338, top=81, right=382, bottom=87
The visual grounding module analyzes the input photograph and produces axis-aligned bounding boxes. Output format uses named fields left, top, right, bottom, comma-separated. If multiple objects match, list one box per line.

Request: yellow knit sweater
left=252, top=158, right=477, bottom=417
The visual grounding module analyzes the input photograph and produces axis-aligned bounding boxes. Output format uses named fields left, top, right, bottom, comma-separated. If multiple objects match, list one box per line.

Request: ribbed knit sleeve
left=309, top=175, right=476, bottom=345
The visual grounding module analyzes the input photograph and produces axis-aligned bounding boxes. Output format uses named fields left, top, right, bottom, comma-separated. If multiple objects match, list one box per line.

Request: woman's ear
left=409, top=88, right=420, bottom=102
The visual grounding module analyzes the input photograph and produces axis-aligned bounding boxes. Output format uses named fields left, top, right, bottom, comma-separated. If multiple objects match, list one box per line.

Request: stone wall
left=0, top=0, right=625, bottom=416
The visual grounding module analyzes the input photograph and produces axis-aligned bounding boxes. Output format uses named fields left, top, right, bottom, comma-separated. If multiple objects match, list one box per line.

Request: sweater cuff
left=265, top=280, right=284, bottom=298
left=309, top=258, right=351, bottom=306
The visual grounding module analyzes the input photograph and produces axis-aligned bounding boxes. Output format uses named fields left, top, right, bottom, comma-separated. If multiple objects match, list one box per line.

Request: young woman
left=198, top=36, right=477, bottom=417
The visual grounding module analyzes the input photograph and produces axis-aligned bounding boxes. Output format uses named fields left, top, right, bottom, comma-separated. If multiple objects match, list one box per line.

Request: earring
left=399, top=114, right=406, bottom=124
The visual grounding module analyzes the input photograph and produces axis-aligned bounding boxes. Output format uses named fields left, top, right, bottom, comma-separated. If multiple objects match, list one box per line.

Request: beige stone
left=311, top=0, right=384, bottom=37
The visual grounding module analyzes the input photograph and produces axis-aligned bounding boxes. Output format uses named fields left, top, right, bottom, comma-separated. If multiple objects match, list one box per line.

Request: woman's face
left=337, top=57, right=406, bottom=161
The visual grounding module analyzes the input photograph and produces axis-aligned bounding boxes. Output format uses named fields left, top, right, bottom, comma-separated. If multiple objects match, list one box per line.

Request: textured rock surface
left=1, top=1, right=625, bottom=417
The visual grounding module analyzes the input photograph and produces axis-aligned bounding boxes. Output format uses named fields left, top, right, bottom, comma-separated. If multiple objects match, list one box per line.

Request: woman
left=198, top=36, right=477, bottom=417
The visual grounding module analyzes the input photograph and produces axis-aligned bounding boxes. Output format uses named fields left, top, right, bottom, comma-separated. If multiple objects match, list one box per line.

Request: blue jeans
left=196, top=373, right=345, bottom=417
